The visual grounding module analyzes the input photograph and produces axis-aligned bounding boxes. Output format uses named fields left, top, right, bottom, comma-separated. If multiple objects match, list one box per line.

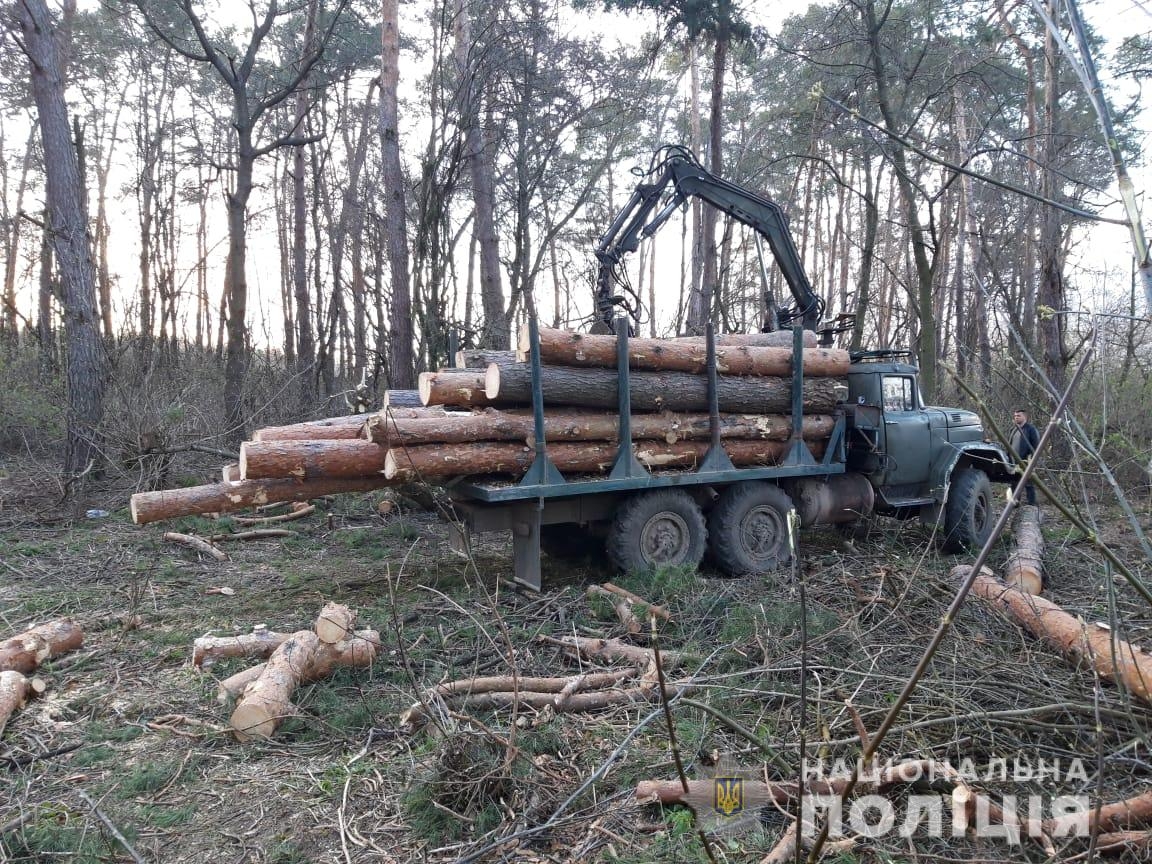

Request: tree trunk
left=524, top=327, right=849, bottom=376
left=380, top=0, right=415, bottom=388
left=18, top=0, right=107, bottom=478
left=240, top=439, right=387, bottom=481
left=1037, top=0, right=1067, bottom=392
left=863, top=0, right=937, bottom=399
left=364, top=406, right=835, bottom=446
left=385, top=438, right=822, bottom=481
left=1004, top=504, right=1044, bottom=594
left=223, top=123, right=255, bottom=442
left=129, top=476, right=393, bottom=525
left=292, top=0, right=319, bottom=408
left=958, top=565, right=1152, bottom=704
left=483, top=363, right=845, bottom=414
left=453, top=0, right=506, bottom=350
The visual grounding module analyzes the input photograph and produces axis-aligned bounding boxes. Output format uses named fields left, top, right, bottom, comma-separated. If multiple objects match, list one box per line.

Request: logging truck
left=445, top=147, right=1017, bottom=589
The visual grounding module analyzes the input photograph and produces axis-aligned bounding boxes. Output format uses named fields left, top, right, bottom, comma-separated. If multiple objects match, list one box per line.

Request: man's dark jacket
left=1013, top=422, right=1039, bottom=460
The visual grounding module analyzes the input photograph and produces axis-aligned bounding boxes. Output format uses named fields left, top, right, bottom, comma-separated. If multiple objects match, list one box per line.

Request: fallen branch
left=537, top=634, right=681, bottom=668
left=162, top=532, right=228, bottom=562
left=586, top=585, right=641, bottom=634
left=75, top=789, right=147, bottom=864
left=207, top=529, right=294, bottom=542
left=599, top=582, right=671, bottom=622
left=0, top=619, right=84, bottom=674
left=400, top=669, right=640, bottom=727
left=232, top=504, right=315, bottom=526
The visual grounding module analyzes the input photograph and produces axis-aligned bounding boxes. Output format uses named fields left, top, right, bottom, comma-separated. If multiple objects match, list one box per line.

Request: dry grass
left=2, top=459, right=1152, bottom=863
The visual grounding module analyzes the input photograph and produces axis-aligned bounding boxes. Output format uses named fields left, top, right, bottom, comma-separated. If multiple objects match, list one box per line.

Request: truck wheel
left=942, top=468, right=994, bottom=552
left=607, top=490, right=706, bottom=573
left=541, top=524, right=591, bottom=560
left=708, top=482, right=795, bottom=576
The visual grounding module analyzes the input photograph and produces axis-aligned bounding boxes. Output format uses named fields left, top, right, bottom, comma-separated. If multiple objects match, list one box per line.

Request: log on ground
left=523, top=326, right=849, bottom=376
left=484, top=362, right=846, bottom=414
left=0, top=619, right=84, bottom=674
left=239, top=439, right=388, bottom=481
left=385, top=438, right=823, bottom=481
left=0, top=670, right=46, bottom=734
left=362, top=406, right=834, bottom=446
left=958, top=565, right=1152, bottom=704
left=216, top=629, right=380, bottom=703
left=1004, top=505, right=1044, bottom=594
left=130, top=476, right=393, bottom=525
left=229, top=628, right=380, bottom=740
left=193, top=627, right=291, bottom=669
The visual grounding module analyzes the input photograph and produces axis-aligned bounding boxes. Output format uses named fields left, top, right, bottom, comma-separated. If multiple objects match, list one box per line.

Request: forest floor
left=2, top=459, right=1152, bottom=864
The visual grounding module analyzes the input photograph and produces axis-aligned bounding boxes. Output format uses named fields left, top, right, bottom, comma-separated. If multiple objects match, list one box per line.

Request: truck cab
left=845, top=355, right=1016, bottom=550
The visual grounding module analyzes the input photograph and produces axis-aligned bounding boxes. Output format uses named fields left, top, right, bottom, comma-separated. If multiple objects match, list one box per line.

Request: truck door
left=880, top=374, right=931, bottom=491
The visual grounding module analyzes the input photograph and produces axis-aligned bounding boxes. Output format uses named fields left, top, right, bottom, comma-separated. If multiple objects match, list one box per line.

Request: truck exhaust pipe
left=793, top=475, right=874, bottom=527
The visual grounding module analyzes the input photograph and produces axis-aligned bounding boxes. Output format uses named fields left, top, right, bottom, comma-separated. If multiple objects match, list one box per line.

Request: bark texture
left=18, top=0, right=106, bottom=477
left=386, top=439, right=819, bottom=481
left=240, top=439, right=387, bottom=481
left=485, top=362, right=845, bottom=414
left=364, top=407, right=834, bottom=446
left=1004, top=505, right=1044, bottom=595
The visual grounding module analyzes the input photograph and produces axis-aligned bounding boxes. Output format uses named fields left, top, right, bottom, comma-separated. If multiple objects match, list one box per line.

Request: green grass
left=87, top=721, right=144, bottom=744
left=3, top=814, right=116, bottom=863
left=141, top=803, right=196, bottom=828
left=118, top=761, right=180, bottom=796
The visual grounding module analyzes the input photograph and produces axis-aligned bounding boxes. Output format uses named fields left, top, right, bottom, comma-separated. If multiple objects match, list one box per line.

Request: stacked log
left=130, top=327, right=848, bottom=524
left=374, top=326, right=846, bottom=482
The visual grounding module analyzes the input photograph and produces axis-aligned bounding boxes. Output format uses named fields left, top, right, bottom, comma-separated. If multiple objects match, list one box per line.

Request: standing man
left=1011, top=408, right=1040, bottom=505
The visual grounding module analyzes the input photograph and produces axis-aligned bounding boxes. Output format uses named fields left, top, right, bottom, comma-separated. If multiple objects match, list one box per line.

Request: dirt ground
left=3, top=463, right=1152, bottom=863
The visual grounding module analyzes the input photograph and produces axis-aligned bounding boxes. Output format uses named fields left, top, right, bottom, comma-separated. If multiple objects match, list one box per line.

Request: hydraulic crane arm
left=594, top=146, right=826, bottom=336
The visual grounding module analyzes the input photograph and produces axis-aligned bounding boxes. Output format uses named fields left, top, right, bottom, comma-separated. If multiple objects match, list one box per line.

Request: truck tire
left=942, top=468, right=994, bottom=552
left=607, top=490, right=706, bottom=573
left=708, top=482, right=794, bottom=576
left=541, top=524, right=592, bottom=560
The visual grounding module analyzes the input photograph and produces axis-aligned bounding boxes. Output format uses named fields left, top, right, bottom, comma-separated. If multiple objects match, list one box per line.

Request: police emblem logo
left=713, top=777, right=743, bottom=817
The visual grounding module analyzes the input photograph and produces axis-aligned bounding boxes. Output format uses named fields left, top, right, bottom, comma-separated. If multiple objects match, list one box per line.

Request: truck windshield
left=882, top=376, right=916, bottom=412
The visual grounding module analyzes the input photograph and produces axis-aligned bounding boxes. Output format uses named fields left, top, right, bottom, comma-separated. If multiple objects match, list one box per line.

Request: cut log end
left=417, top=373, right=433, bottom=407
left=485, top=363, right=500, bottom=400
left=315, top=603, right=356, bottom=644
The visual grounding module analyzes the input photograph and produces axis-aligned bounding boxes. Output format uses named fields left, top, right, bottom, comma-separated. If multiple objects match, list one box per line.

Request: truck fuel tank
left=793, top=474, right=875, bottom=526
